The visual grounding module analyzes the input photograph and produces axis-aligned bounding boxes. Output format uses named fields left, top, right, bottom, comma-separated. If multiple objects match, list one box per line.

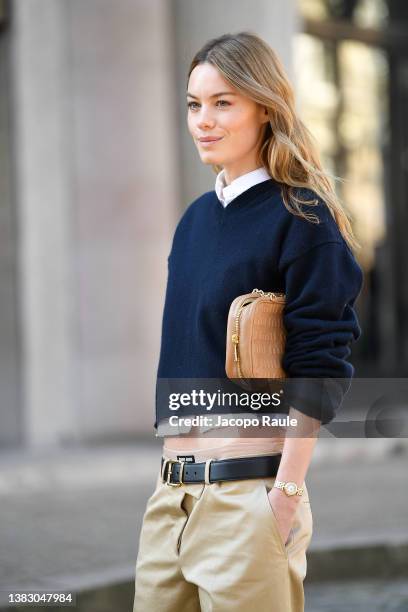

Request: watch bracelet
left=274, top=480, right=304, bottom=496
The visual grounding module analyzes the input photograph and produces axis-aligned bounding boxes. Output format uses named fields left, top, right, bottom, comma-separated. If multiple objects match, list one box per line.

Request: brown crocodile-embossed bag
left=225, top=288, right=287, bottom=384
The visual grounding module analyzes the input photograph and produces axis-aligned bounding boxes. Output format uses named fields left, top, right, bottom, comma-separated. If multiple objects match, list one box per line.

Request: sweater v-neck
left=214, top=178, right=282, bottom=213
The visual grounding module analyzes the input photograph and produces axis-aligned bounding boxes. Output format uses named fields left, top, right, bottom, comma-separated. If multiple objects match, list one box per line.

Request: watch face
left=284, top=482, right=297, bottom=496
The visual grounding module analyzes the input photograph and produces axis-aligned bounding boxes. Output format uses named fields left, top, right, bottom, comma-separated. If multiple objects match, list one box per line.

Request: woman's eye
left=187, top=100, right=230, bottom=110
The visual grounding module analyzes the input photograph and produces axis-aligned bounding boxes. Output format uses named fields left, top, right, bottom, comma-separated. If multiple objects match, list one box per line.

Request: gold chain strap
left=252, top=288, right=284, bottom=300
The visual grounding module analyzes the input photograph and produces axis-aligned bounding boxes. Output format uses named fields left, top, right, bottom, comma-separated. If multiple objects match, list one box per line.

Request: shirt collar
left=215, top=167, right=271, bottom=207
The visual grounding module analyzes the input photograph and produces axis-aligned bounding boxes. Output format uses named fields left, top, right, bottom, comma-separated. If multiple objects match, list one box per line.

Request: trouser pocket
left=260, top=478, right=292, bottom=557
left=261, top=477, right=313, bottom=565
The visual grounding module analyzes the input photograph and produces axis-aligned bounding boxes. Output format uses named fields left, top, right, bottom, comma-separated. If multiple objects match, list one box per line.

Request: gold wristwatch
left=273, top=480, right=304, bottom=497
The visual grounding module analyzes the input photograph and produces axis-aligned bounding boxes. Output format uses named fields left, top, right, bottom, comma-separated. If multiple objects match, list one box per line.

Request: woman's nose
left=196, top=106, right=216, bottom=130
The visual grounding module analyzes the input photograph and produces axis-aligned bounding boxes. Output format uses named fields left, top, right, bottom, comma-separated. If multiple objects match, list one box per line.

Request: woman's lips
left=198, top=137, right=223, bottom=146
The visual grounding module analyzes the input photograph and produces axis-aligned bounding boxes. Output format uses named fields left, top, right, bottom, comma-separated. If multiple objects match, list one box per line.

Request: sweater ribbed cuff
left=282, top=377, right=348, bottom=425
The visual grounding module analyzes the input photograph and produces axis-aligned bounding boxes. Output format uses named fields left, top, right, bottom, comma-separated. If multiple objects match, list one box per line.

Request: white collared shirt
left=215, top=167, right=271, bottom=207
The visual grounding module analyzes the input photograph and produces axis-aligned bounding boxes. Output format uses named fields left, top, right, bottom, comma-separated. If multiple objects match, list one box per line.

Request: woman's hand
left=266, top=407, right=319, bottom=546
left=267, top=487, right=300, bottom=546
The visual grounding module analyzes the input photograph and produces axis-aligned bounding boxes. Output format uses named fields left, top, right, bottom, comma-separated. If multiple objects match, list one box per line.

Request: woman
left=134, top=32, right=363, bottom=612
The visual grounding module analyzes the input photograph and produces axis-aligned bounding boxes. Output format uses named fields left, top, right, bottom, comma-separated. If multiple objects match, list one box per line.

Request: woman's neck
left=223, top=162, right=263, bottom=185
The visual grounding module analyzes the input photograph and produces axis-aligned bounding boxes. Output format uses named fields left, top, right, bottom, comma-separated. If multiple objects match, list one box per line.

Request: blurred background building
left=296, top=0, right=408, bottom=379
left=0, top=0, right=406, bottom=450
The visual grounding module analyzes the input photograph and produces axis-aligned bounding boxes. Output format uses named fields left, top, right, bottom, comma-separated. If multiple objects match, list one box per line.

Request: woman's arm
left=269, top=217, right=363, bottom=543
left=267, top=406, right=320, bottom=545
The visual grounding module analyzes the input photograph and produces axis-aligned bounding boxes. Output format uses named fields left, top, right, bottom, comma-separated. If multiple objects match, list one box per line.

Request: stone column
left=10, top=0, right=77, bottom=447
left=0, top=2, right=22, bottom=448
left=10, top=0, right=179, bottom=446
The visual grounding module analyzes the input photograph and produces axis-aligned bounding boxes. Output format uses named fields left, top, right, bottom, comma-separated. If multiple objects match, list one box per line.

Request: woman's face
left=187, top=62, right=269, bottom=180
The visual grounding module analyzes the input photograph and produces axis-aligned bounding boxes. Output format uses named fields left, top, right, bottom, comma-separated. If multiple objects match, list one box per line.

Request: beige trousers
left=133, top=463, right=313, bottom=612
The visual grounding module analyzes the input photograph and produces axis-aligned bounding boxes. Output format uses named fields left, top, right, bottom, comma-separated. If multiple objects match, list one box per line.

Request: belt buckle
left=161, top=458, right=170, bottom=483
left=165, top=459, right=185, bottom=487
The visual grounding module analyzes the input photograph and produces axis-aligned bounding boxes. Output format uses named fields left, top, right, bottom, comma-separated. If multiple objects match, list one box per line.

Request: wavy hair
left=187, top=31, right=360, bottom=251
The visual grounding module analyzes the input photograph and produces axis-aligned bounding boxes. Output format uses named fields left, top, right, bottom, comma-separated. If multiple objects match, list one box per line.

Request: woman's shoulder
left=177, top=189, right=216, bottom=225
left=275, top=186, right=333, bottom=222
left=276, top=186, right=347, bottom=268
left=168, top=190, right=217, bottom=252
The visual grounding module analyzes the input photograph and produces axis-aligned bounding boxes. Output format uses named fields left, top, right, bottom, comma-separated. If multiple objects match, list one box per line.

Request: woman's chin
left=199, top=152, right=224, bottom=165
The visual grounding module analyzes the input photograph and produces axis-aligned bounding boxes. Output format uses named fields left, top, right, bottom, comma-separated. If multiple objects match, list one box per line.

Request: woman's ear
left=260, top=105, right=270, bottom=124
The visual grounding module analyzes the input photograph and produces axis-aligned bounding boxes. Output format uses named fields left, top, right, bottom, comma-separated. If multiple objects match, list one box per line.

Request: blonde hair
left=188, top=31, right=360, bottom=252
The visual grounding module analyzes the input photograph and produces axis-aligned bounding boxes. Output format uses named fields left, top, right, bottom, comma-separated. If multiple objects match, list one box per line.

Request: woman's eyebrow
left=186, top=91, right=237, bottom=99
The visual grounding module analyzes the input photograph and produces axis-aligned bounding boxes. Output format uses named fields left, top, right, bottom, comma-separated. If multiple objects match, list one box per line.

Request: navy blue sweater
left=155, top=179, right=363, bottom=427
